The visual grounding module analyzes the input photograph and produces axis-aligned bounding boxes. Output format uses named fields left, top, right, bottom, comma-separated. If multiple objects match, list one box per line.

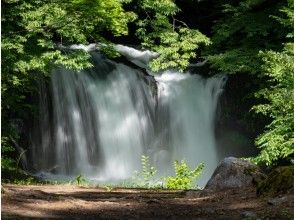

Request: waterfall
left=32, top=46, right=226, bottom=186
left=155, top=71, right=226, bottom=185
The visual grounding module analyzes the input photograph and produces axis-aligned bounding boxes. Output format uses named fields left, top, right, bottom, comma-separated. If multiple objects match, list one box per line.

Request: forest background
left=1, top=0, right=293, bottom=177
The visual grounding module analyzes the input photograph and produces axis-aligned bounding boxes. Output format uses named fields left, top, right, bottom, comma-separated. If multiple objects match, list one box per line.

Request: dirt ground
left=1, top=184, right=294, bottom=219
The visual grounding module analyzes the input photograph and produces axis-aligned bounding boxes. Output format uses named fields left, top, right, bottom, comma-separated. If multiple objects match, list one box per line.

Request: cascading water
left=31, top=45, right=226, bottom=186
left=155, top=72, right=226, bottom=185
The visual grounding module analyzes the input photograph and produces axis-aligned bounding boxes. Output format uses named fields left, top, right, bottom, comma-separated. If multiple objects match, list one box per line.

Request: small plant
left=132, top=155, right=157, bottom=188
left=164, top=160, right=204, bottom=190
left=141, top=155, right=157, bottom=182
left=104, top=185, right=114, bottom=192
left=74, top=174, right=88, bottom=186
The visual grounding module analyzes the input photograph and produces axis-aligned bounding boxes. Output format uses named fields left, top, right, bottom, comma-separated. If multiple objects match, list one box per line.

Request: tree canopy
left=253, top=1, right=294, bottom=165
left=205, top=0, right=293, bottom=165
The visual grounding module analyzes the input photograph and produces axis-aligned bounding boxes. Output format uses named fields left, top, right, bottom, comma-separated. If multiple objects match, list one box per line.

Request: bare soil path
left=1, top=184, right=293, bottom=219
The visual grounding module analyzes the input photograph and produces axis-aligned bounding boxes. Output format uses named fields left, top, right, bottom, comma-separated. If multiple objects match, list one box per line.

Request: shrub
left=164, top=160, right=204, bottom=190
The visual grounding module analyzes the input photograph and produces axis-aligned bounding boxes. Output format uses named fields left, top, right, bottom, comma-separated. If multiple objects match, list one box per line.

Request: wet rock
left=241, top=211, right=256, bottom=218
left=205, top=157, right=265, bottom=191
left=203, top=207, right=215, bottom=214
left=257, top=166, right=294, bottom=196
left=268, top=195, right=294, bottom=206
left=136, top=69, right=158, bottom=98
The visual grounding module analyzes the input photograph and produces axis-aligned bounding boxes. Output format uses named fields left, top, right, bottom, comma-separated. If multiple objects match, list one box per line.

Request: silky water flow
left=31, top=46, right=226, bottom=186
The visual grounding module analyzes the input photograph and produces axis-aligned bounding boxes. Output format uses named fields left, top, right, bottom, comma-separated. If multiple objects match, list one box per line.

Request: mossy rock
left=205, top=157, right=265, bottom=190
left=257, top=166, right=294, bottom=196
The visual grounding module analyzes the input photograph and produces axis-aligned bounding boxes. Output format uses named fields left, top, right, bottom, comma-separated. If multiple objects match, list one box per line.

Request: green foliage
left=1, top=167, right=42, bottom=185
left=253, top=45, right=294, bottom=165
left=104, top=185, right=114, bottom=192
left=164, top=160, right=204, bottom=190
left=132, top=156, right=204, bottom=190
left=1, top=137, right=16, bottom=171
left=252, top=0, right=294, bottom=166
left=149, top=28, right=211, bottom=72
left=2, top=0, right=135, bottom=74
left=132, top=155, right=158, bottom=188
left=1, top=135, right=38, bottom=184
left=136, top=0, right=210, bottom=72
left=12, top=177, right=38, bottom=185
left=207, top=0, right=293, bottom=166
left=140, top=155, right=157, bottom=182
left=207, top=0, right=286, bottom=75
left=74, top=174, right=89, bottom=186
left=2, top=0, right=209, bottom=77
left=208, top=49, right=262, bottom=74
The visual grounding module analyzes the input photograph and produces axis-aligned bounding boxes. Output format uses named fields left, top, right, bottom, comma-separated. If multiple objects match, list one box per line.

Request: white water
left=32, top=46, right=226, bottom=186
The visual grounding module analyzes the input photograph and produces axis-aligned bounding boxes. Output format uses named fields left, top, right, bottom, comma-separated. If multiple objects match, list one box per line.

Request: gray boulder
left=205, top=157, right=265, bottom=190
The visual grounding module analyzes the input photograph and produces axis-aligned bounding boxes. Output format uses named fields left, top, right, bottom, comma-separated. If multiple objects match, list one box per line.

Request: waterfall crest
left=32, top=46, right=226, bottom=185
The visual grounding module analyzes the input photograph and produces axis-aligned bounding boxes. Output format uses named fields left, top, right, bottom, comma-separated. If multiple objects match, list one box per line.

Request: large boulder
left=205, top=157, right=265, bottom=191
